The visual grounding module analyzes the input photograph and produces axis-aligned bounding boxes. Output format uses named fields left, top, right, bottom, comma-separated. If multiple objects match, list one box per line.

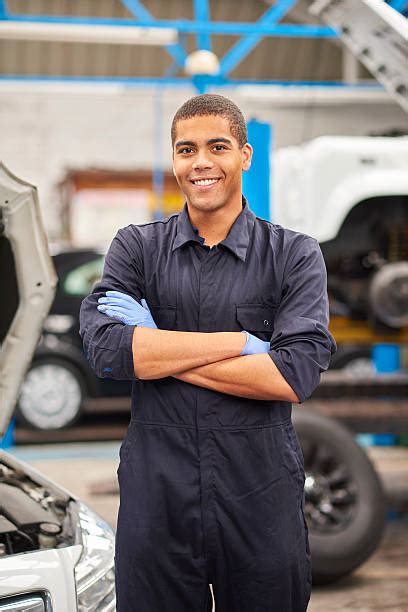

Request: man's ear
left=171, top=152, right=176, bottom=177
left=242, top=143, right=253, bottom=172
left=172, top=157, right=181, bottom=186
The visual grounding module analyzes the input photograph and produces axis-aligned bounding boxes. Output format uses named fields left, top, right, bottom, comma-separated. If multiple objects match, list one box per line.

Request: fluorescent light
left=238, top=84, right=389, bottom=106
left=0, top=21, right=177, bottom=45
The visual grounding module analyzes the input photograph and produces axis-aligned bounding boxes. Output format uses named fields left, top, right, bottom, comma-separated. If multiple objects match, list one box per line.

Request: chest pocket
left=149, top=305, right=177, bottom=330
left=236, top=304, right=277, bottom=339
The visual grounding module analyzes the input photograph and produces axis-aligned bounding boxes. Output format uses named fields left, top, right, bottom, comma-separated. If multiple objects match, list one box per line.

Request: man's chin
left=187, top=194, right=226, bottom=211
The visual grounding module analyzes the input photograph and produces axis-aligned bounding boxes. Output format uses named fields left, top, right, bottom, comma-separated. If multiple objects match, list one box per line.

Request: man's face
left=172, top=115, right=252, bottom=213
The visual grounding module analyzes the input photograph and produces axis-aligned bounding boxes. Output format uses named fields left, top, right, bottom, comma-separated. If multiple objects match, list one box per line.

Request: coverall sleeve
left=268, top=235, right=337, bottom=403
left=79, top=226, right=144, bottom=380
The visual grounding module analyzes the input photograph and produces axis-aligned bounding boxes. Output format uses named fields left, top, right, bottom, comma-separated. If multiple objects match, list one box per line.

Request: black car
left=16, top=248, right=131, bottom=430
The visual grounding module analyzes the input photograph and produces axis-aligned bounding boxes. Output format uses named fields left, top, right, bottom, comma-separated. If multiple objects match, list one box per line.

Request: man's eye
left=214, top=144, right=227, bottom=151
left=179, top=147, right=193, bottom=154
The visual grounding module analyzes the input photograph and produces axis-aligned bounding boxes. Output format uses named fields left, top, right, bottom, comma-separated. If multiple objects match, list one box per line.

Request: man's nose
left=192, top=152, right=214, bottom=170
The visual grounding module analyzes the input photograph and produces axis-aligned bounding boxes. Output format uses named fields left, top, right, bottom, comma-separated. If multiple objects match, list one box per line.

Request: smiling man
left=79, top=94, right=336, bottom=612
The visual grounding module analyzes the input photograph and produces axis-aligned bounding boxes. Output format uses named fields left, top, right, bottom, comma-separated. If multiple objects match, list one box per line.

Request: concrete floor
left=10, top=443, right=408, bottom=611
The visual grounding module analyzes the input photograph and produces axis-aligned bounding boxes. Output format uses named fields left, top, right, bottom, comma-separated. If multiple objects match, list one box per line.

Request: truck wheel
left=369, top=261, right=408, bottom=328
left=16, top=358, right=85, bottom=430
left=292, top=407, right=386, bottom=585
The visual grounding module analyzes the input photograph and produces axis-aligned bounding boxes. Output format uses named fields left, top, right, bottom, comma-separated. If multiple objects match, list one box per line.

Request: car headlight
left=73, top=502, right=116, bottom=612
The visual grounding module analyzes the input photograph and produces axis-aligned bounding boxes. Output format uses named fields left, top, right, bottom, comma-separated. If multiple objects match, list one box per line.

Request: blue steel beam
left=0, top=14, right=337, bottom=37
left=0, top=74, right=384, bottom=89
left=194, top=0, right=211, bottom=50
left=220, top=0, right=298, bottom=76
left=120, top=0, right=152, bottom=20
left=120, top=0, right=187, bottom=69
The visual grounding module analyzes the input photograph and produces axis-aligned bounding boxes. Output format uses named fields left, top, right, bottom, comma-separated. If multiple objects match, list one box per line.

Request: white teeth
left=193, top=179, right=218, bottom=186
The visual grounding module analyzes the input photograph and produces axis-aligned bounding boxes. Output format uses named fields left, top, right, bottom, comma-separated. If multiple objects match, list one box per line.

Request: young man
left=79, top=94, right=336, bottom=612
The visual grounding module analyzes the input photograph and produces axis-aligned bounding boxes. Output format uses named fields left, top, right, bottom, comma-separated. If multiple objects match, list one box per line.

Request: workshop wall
left=0, top=85, right=406, bottom=239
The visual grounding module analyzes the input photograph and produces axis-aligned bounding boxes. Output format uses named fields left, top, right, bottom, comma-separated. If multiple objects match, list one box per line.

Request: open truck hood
left=310, top=0, right=408, bottom=114
left=0, top=162, right=57, bottom=436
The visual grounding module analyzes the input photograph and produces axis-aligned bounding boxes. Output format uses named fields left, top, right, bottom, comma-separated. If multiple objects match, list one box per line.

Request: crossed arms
left=79, top=228, right=336, bottom=405
left=131, top=326, right=299, bottom=403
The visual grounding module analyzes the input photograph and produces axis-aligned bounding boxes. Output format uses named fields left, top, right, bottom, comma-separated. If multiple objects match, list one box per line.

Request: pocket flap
left=236, top=304, right=276, bottom=332
left=149, top=306, right=177, bottom=330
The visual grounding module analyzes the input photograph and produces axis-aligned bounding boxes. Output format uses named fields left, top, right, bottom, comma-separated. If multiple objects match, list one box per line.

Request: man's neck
left=187, top=197, right=243, bottom=247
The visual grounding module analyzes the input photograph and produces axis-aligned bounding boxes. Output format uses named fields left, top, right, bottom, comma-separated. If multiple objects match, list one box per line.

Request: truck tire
left=292, top=407, right=386, bottom=585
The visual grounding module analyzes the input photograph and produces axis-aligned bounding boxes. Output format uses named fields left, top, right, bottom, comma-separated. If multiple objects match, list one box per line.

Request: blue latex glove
left=240, top=331, right=270, bottom=356
left=97, top=291, right=157, bottom=328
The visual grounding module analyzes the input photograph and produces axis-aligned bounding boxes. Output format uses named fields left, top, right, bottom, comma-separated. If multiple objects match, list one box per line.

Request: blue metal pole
left=0, top=1, right=7, bottom=17
left=193, top=0, right=211, bottom=50
left=242, top=119, right=271, bottom=221
left=152, top=85, right=164, bottom=220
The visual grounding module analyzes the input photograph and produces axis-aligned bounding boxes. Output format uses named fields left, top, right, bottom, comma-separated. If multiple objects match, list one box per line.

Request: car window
left=63, top=257, right=104, bottom=296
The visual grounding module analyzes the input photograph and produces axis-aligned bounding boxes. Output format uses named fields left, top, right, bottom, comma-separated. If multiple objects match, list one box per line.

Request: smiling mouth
left=190, top=178, right=221, bottom=186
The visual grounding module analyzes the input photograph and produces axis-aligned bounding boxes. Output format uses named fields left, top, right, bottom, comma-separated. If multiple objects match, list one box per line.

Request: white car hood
left=0, top=162, right=57, bottom=436
left=0, top=545, right=82, bottom=610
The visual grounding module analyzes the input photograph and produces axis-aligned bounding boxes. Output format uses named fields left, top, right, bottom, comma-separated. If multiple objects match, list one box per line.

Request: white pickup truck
left=289, top=0, right=408, bottom=367
left=273, top=135, right=408, bottom=334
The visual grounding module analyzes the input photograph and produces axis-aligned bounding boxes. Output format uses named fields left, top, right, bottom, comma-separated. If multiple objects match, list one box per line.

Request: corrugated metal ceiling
left=0, top=1, right=348, bottom=80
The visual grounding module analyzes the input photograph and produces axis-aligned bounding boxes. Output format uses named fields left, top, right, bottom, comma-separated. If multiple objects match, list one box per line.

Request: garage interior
left=0, top=1, right=408, bottom=610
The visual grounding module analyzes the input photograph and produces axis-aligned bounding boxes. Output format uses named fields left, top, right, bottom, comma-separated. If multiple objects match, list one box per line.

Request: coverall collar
left=172, top=196, right=256, bottom=262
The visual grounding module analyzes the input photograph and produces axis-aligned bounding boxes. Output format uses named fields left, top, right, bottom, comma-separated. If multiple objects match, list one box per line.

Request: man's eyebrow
left=207, top=137, right=233, bottom=145
left=175, top=137, right=233, bottom=148
left=175, top=140, right=195, bottom=148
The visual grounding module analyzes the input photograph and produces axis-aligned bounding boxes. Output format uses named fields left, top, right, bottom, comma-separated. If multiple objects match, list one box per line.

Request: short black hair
left=171, top=94, right=247, bottom=148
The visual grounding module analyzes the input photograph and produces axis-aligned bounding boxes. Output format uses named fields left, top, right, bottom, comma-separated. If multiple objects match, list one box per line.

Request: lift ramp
left=310, top=0, right=408, bottom=113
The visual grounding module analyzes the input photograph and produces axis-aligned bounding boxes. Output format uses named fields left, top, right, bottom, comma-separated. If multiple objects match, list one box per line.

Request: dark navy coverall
left=79, top=198, right=336, bottom=612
